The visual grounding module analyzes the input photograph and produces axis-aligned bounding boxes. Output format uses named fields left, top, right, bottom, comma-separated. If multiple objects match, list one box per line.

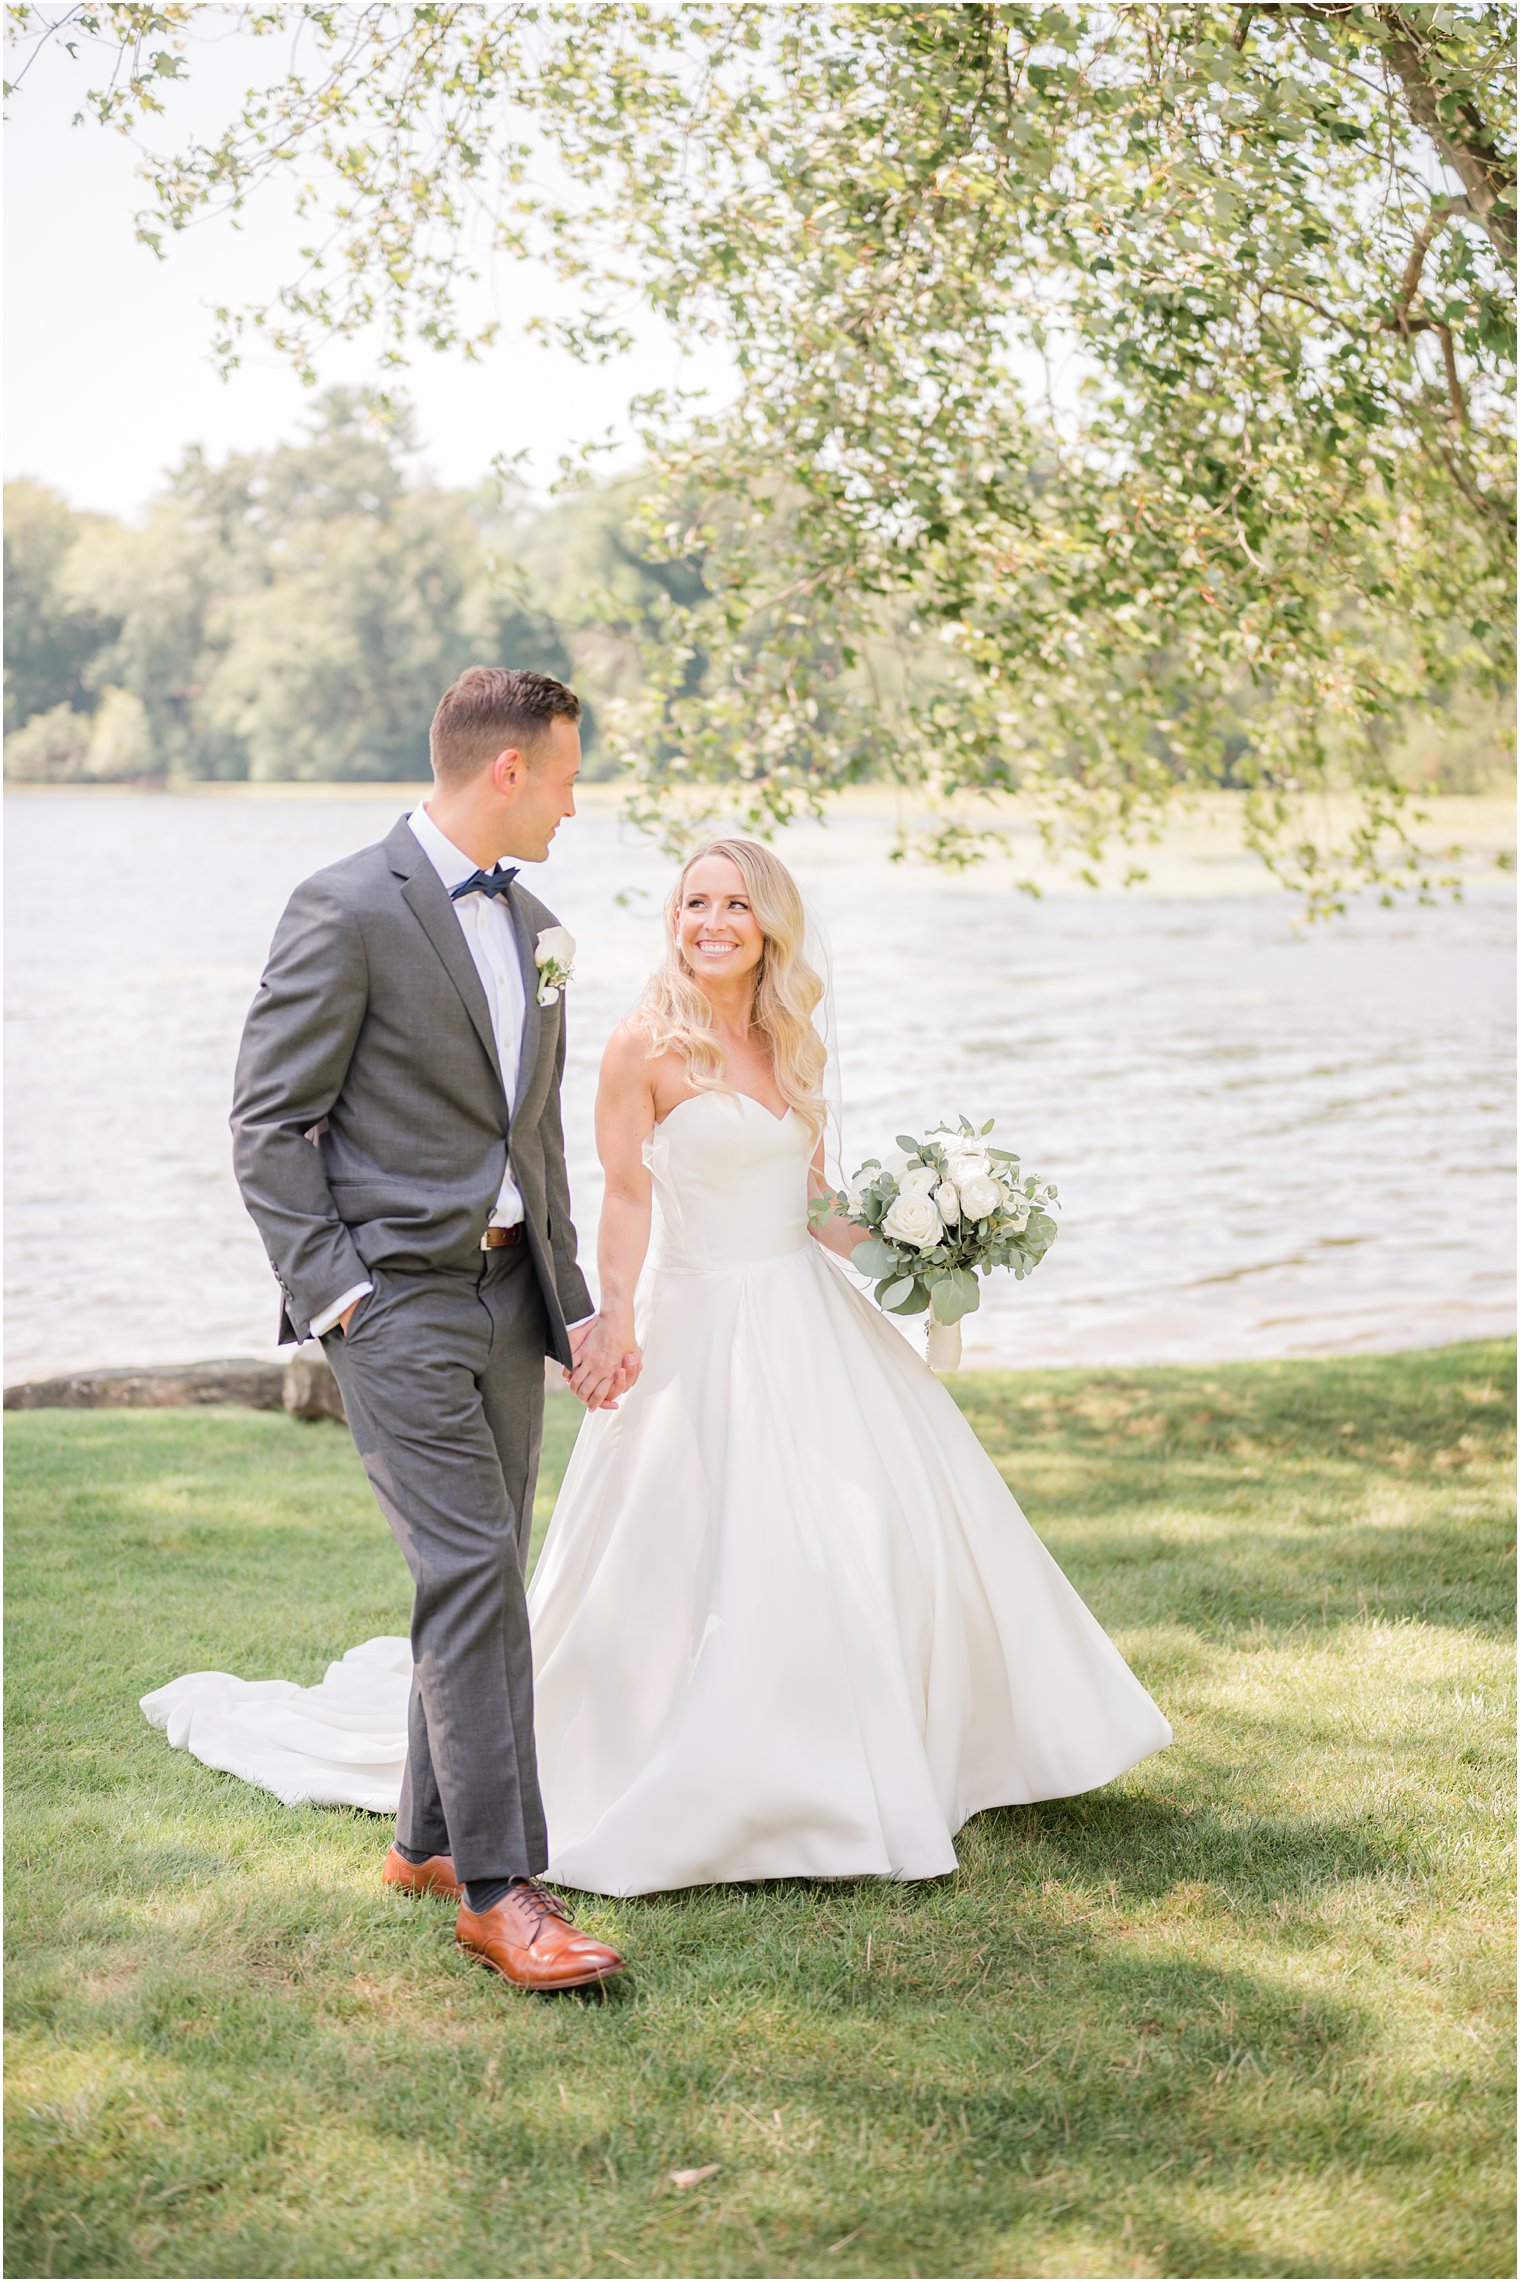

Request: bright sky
left=4, top=11, right=731, bottom=518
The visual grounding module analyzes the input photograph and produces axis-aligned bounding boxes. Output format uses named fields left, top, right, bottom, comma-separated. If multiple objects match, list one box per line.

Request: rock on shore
left=5, top=1347, right=567, bottom=1416
left=3, top=1349, right=348, bottom=1421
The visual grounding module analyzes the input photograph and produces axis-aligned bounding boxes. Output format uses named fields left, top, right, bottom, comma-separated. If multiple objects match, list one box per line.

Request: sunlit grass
left=6, top=1342, right=1514, bottom=2279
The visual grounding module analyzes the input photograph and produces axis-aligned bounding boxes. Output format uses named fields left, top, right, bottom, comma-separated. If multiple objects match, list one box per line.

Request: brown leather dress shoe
left=381, top=1844, right=463, bottom=1902
left=456, top=1880, right=626, bottom=1991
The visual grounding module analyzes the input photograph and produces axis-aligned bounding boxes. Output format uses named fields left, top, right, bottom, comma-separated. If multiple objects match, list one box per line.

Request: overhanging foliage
left=9, top=2, right=1515, bottom=908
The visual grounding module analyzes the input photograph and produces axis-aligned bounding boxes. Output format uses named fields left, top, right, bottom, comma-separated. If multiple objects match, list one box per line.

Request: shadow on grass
left=961, top=1790, right=1413, bottom=1910
left=1062, top=1505, right=1516, bottom=1640
left=6, top=1837, right=1511, bottom=2280
left=951, top=1343, right=1517, bottom=1647
left=954, top=1340, right=1515, bottom=1469
left=7, top=1887, right=1481, bottom=2282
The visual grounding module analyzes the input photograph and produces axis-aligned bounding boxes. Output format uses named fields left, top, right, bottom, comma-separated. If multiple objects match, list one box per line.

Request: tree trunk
left=1376, top=5, right=1517, bottom=271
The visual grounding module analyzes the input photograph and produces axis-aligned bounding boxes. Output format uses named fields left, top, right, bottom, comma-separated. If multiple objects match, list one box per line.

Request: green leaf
left=851, top=1237, right=899, bottom=1279
left=931, top=1267, right=981, bottom=1324
left=929, top=1278, right=964, bottom=1325
left=877, top=1274, right=916, bottom=1309
left=884, top=1280, right=929, bottom=1316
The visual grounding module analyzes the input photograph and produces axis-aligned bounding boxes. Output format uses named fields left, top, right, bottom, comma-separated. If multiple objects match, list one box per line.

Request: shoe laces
left=513, top=1878, right=575, bottom=1939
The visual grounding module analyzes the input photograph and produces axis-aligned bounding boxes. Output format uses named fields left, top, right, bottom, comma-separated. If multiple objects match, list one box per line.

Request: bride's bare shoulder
left=600, top=1015, right=678, bottom=1090
left=602, top=1012, right=653, bottom=1071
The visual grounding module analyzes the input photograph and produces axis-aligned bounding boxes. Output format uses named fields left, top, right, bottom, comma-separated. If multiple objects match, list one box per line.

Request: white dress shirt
left=406, top=802, right=532, bottom=1229
left=311, top=805, right=581, bottom=1338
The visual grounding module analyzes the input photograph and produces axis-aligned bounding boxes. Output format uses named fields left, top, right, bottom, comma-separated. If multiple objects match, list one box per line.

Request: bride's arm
left=807, top=1139, right=866, bottom=1263
left=569, top=1021, right=657, bottom=1411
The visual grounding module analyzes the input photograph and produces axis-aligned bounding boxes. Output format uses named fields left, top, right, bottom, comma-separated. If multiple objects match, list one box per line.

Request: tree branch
left=1396, top=194, right=1473, bottom=313
left=1418, top=417, right=1512, bottom=528
left=1392, top=312, right=1472, bottom=429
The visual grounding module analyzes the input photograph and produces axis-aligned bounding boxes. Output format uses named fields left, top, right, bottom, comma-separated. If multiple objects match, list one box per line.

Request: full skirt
left=527, top=1243, right=1172, bottom=1895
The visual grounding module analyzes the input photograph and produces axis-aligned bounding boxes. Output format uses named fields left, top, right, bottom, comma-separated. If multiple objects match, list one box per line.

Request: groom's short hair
left=430, top=666, right=582, bottom=784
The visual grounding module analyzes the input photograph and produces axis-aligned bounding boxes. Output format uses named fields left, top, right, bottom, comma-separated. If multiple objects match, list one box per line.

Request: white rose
left=883, top=1190, right=942, bottom=1250
left=942, top=1148, right=992, bottom=1187
left=896, top=1164, right=939, bottom=1199
left=535, top=925, right=576, bottom=969
left=932, top=1182, right=961, bottom=1224
left=956, top=1172, right=1002, bottom=1221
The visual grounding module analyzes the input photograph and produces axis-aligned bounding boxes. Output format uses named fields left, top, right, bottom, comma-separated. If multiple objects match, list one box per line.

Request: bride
left=144, top=838, right=1170, bottom=1892
left=526, top=837, right=1169, bottom=1892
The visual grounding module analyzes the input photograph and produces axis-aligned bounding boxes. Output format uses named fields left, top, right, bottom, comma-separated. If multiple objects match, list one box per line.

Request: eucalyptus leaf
left=885, top=1279, right=929, bottom=1316
left=852, top=1237, right=899, bottom=1279
left=930, top=1275, right=968, bottom=1325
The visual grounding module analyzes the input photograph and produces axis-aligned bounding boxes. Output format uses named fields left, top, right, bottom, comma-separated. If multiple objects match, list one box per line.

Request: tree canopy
left=9, top=2, right=1515, bottom=907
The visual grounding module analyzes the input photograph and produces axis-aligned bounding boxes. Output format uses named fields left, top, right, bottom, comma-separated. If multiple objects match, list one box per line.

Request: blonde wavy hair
left=639, top=837, right=828, bottom=1147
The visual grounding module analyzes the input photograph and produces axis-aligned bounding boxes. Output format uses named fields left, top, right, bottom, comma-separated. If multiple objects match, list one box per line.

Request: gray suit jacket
left=231, top=814, right=593, bottom=1366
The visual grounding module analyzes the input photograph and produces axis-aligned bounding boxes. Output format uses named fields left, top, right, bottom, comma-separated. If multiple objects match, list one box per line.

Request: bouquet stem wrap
left=926, top=1319, right=963, bottom=1372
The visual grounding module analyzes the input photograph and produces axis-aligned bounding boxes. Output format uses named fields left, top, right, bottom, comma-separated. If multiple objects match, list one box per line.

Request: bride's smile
left=676, top=860, right=765, bottom=991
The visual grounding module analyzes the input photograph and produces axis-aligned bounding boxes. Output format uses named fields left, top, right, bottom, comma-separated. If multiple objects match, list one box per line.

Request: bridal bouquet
left=813, top=1117, right=1059, bottom=1368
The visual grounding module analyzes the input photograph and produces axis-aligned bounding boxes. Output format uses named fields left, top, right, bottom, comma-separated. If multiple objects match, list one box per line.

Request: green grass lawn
left=6, top=1342, right=1514, bottom=2281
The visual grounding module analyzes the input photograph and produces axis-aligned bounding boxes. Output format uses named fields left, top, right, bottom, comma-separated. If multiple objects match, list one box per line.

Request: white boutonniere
left=534, top=925, right=576, bottom=1006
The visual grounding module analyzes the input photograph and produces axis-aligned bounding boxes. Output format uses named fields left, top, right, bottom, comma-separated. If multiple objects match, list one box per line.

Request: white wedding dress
left=144, top=1089, right=1171, bottom=1893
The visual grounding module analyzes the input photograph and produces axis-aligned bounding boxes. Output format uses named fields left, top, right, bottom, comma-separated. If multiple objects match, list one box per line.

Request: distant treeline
left=2, top=390, right=693, bottom=786
left=4, top=388, right=1511, bottom=794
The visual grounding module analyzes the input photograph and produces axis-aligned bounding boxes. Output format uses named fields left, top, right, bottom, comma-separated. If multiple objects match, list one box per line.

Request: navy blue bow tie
left=450, top=866, right=519, bottom=903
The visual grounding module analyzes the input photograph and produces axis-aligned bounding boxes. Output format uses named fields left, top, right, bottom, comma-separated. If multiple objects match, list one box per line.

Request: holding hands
left=567, top=1314, right=641, bottom=1411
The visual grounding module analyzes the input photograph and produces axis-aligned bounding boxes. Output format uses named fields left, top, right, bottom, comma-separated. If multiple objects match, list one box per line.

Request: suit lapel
left=506, top=885, right=544, bottom=1116
left=387, top=818, right=506, bottom=1099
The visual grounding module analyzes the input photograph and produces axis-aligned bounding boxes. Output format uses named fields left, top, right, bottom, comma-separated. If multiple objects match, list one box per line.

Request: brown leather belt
left=480, top=1224, right=524, bottom=1250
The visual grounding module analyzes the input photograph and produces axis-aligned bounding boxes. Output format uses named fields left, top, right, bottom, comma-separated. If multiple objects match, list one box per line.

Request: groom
left=231, top=666, right=629, bottom=1992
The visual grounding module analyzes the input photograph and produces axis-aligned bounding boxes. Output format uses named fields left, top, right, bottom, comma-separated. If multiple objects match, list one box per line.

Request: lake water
left=5, top=788, right=1514, bottom=1381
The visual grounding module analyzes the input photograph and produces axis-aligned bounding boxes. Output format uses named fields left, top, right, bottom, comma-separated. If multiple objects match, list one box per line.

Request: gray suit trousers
left=322, top=1245, right=550, bottom=1883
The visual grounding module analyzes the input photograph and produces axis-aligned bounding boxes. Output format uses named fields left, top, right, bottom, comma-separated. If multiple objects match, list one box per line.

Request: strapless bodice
left=643, top=1090, right=812, bottom=1273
